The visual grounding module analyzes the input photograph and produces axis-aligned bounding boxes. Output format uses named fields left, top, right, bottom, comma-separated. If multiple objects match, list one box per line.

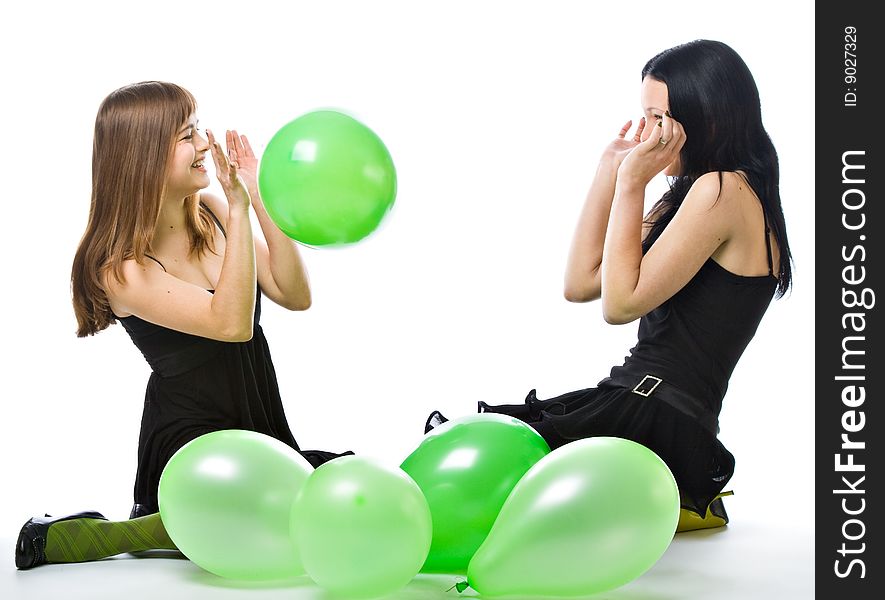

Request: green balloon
left=400, top=414, right=550, bottom=573
left=158, top=430, right=313, bottom=581
left=258, top=110, right=396, bottom=246
left=291, top=456, right=432, bottom=598
left=468, top=437, right=680, bottom=596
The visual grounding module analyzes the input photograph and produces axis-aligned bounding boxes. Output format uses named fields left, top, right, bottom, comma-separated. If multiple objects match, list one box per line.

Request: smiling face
left=165, top=113, right=210, bottom=199
left=640, top=77, right=681, bottom=176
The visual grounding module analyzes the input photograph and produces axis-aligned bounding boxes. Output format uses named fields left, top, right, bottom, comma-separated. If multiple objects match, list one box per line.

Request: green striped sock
left=44, top=513, right=177, bottom=563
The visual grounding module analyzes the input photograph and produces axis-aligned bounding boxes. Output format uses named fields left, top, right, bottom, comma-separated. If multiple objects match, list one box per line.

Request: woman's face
left=166, top=113, right=210, bottom=198
left=640, top=77, right=681, bottom=176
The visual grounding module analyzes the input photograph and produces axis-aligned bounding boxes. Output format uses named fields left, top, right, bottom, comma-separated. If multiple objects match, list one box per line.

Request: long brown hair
left=72, top=81, right=217, bottom=337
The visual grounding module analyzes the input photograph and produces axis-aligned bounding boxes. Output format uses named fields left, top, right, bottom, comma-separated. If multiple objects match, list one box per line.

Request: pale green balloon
left=468, top=437, right=680, bottom=596
left=292, top=456, right=432, bottom=598
left=158, top=430, right=313, bottom=581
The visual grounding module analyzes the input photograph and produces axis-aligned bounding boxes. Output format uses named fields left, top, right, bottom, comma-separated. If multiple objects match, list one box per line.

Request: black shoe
left=708, top=497, right=730, bottom=524
left=424, top=410, right=449, bottom=433
left=301, top=449, right=356, bottom=469
left=129, top=504, right=156, bottom=519
left=477, top=390, right=540, bottom=421
left=525, top=389, right=570, bottom=418
left=16, top=510, right=107, bottom=570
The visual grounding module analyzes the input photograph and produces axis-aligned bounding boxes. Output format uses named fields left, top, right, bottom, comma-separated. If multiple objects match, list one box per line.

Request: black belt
left=598, top=373, right=719, bottom=436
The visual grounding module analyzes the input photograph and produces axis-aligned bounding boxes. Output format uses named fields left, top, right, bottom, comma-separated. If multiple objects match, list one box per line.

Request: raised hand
left=226, top=130, right=259, bottom=195
left=617, top=113, right=686, bottom=187
left=602, top=118, right=647, bottom=169
left=208, top=129, right=251, bottom=210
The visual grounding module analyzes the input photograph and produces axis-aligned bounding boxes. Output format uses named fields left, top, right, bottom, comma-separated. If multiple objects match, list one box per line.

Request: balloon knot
left=445, top=579, right=470, bottom=594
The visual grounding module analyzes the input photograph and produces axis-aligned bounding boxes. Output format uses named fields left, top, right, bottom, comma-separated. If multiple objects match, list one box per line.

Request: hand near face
left=602, top=118, right=647, bottom=169
left=226, top=130, right=259, bottom=194
left=207, top=129, right=251, bottom=209
left=617, top=113, right=686, bottom=187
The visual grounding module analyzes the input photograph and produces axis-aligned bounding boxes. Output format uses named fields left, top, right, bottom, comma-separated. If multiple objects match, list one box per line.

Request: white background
left=1, top=0, right=814, bottom=593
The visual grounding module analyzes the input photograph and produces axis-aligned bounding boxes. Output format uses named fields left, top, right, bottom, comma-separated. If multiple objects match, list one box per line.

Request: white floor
left=4, top=507, right=813, bottom=600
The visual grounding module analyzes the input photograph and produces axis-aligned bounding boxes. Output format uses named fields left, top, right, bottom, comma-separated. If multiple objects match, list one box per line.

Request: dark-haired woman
left=428, top=40, right=792, bottom=530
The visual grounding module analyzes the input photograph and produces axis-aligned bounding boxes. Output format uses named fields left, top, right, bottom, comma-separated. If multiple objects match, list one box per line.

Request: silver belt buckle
left=632, top=375, right=662, bottom=397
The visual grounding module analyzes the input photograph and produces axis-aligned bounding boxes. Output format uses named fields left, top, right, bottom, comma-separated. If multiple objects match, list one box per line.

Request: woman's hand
left=601, top=118, right=647, bottom=170
left=617, top=113, right=686, bottom=188
left=226, top=130, right=259, bottom=198
left=216, top=131, right=311, bottom=311
left=208, top=129, right=251, bottom=210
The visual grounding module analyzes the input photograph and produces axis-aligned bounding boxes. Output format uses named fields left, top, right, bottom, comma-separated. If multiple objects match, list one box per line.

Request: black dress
left=117, top=206, right=352, bottom=515
left=481, top=215, right=778, bottom=515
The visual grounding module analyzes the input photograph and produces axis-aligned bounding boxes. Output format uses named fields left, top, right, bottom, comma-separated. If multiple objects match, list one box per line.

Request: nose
left=195, top=129, right=210, bottom=151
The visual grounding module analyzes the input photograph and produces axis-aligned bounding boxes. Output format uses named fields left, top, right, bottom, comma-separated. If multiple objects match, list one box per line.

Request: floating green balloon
left=400, top=414, right=550, bottom=573
left=291, top=456, right=432, bottom=598
left=158, top=430, right=313, bottom=581
left=258, top=110, right=397, bottom=246
left=467, top=437, right=680, bottom=597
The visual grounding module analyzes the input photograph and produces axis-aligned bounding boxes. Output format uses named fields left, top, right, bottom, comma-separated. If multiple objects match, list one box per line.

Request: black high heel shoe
left=424, top=410, right=449, bottom=433
left=477, top=390, right=540, bottom=421
left=16, top=510, right=107, bottom=570
left=129, top=504, right=156, bottom=519
left=478, top=390, right=568, bottom=421
left=301, top=449, right=356, bottom=469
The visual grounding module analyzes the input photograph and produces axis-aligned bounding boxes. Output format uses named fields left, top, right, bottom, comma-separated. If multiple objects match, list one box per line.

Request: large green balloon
left=258, top=110, right=396, bottom=246
left=158, top=430, right=313, bottom=581
left=400, top=414, right=550, bottom=573
left=291, top=456, right=432, bottom=598
left=468, top=437, right=680, bottom=596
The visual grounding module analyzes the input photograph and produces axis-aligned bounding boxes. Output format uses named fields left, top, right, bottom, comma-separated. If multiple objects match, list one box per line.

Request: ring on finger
left=659, top=138, right=669, bottom=145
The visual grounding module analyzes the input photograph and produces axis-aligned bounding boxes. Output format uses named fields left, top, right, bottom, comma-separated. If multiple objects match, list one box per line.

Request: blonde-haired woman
left=17, top=81, right=351, bottom=569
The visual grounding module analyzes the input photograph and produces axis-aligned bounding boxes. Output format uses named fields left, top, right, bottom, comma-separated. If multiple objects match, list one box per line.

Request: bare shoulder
left=641, top=174, right=726, bottom=239
left=102, top=258, right=165, bottom=317
left=720, top=170, right=758, bottom=197
left=103, top=258, right=161, bottom=292
left=683, top=171, right=749, bottom=216
left=687, top=171, right=726, bottom=203
left=692, top=170, right=758, bottom=199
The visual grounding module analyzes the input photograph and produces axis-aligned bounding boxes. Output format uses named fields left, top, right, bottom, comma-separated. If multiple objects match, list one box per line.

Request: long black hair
left=640, top=40, right=792, bottom=297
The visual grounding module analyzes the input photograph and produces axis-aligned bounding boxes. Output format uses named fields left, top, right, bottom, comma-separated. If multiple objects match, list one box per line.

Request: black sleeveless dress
left=481, top=214, right=778, bottom=515
left=117, top=206, right=353, bottom=515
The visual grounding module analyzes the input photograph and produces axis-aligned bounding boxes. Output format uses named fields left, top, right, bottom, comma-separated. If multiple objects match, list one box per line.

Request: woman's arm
left=105, top=130, right=257, bottom=342
left=226, top=130, right=312, bottom=311
left=564, top=119, right=647, bottom=303
left=600, top=115, right=737, bottom=324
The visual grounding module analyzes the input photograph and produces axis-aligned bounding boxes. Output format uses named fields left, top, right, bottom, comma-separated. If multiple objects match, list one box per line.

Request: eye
left=181, top=126, right=201, bottom=141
